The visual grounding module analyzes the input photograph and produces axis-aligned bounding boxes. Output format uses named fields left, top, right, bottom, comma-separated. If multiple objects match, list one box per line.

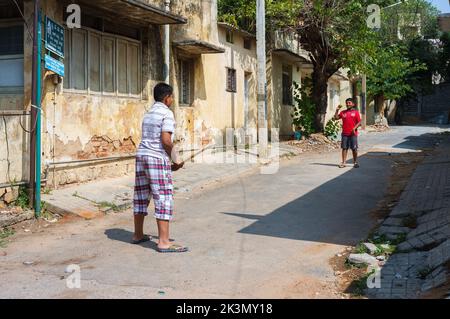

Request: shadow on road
left=222, top=132, right=446, bottom=246
left=104, top=228, right=165, bottom=251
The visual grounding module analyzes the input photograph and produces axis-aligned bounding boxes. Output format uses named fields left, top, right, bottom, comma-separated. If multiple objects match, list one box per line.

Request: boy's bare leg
left=352, top=150, right=358, bottom=164
left=341, top=149, right=348, bottom=166
left=133, top=215, right=145, bottom=241
left=156, top=219, right=171, bottom=249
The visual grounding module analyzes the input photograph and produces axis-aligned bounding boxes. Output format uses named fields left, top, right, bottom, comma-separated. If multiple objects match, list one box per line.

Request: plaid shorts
left=133, top=156, right=174, bottom=221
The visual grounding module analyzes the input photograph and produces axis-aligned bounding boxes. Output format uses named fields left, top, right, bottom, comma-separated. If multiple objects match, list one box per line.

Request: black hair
left=154, top=83, right=173, bottom=102
left=346, top=98, right=355, bottom=104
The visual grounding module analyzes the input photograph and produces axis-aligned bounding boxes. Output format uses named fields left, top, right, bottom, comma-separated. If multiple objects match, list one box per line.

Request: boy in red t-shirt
left=334, top=98, right=362, bottom=168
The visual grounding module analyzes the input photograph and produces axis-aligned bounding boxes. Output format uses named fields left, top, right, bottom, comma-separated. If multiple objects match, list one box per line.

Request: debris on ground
left=287, top=133, right=340, bottom=153
left=366, top=124, right=390, bottom=133
left=0, top=207, right=34, bottom=228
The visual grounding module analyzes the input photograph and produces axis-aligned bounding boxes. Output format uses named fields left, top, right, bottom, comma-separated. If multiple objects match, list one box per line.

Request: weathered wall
left=38, top=0, right=163, bottom=188
left=268, top=53, right=302, bottom=137
left=168, top=0, right=259, bottom=152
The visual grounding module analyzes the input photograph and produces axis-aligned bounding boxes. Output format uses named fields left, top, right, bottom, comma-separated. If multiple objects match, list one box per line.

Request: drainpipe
left=30, top=0, right=41, bottom=216
left=34, top=7, right=43, bottom=217
left=163, top=0, right=171, bottom=83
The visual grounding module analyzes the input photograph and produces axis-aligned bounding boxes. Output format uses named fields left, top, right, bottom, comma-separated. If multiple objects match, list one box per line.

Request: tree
left=365, top=44, right=426, bottom=116
left=439, top=32, right=450, bottom=82
left=219, top=0, right=379, bottom=132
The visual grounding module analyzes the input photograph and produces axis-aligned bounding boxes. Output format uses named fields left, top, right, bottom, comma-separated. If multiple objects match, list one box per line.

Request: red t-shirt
left=339, top=109, right=361, bottom=136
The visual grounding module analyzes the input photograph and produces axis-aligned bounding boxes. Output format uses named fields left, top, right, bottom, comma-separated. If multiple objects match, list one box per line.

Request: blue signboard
left=45, top=17, right=65, bottom=58
left=45, top=54, right=65, bottom=77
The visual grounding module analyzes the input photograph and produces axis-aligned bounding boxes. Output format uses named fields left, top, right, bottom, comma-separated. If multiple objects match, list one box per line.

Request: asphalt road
left=0, top=125, right=448, bottom=299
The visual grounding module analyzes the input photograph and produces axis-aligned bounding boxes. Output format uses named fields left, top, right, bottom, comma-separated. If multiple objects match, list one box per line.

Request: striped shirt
left=137, top=102, right=175, bottom=160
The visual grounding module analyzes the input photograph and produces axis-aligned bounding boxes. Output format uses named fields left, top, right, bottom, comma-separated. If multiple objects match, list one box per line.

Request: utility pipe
left=164, top=0, right=171, bottom=83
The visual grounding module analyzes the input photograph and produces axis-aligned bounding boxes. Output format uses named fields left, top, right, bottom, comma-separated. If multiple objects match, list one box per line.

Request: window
left=0, top=24, right=24, bottom=92
left=282, top=65, right=293, bottom=105
left=226, top=30, right=234, bottom=44
left=226, top=68, right=237, bottom=93
left=243, top=38, right=252, bottom=50
left=178, top=59, right=193, bottom=105
left=64, top=27, right=141, bottom=97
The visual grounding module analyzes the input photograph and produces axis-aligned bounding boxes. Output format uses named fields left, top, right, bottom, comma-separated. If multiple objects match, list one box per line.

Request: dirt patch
left=286, top=134, right=340, bottom=154
left=329, top=250, right=368, bottom=299
left=366, top=124, right=390, bottom=133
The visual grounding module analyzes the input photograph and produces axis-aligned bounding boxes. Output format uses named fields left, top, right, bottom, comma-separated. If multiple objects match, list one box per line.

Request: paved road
left=1, top=125, right=448, bottom=299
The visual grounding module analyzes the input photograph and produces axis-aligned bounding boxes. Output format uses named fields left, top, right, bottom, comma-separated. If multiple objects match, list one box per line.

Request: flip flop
left=354, top=163, right=360, bottom=168
left=157, top=244, right=189, bottom=253
left=131, top=235, right=151, bottom=245
left=339, top=164, right=346, bottom=168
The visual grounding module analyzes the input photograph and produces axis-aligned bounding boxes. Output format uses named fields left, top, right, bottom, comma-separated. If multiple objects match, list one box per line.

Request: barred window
left=178, top=59, right=193, bottom=105
left=226, top=68, right=236, bottom=93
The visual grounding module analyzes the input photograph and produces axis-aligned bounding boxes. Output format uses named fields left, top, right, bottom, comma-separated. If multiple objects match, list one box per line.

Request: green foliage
left=0, top=228, right=15, bottom=248
left=366, top=44, right=427, bottom=101
left=355, top=243, right=369, bottom=254
left=291, top=79, right=315, bottom=137
left=440, top=32, right=450, bottom=82
left=218, top=0, right=301, bottom=33
left=324, top=118, right=341, bottom=140
left=16, top=186, right=30, bottom=209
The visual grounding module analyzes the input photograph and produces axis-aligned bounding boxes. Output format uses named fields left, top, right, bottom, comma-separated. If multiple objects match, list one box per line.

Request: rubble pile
left=287, top=133, right=340, bottom=153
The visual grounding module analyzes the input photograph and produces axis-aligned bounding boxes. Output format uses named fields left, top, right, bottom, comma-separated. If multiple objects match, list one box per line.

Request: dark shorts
left=341, top=134, right=358, bottom=150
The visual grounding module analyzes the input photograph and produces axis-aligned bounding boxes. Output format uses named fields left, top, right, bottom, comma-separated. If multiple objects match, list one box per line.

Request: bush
left=324, top=118, right=341, bottom=140
left=291, top=78, right=315, bottom=137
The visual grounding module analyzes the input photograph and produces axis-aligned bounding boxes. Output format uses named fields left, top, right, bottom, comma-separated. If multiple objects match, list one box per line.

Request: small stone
left=348, top=253, right=378, bottom=266
left=363, top=243, right=378, bottom=254
left=24, top=229, right=31, bottom=233
left=336, top=253, right=343, bottom=257
left=376, top=255, right=386, bottom=261
left=23, top=261, right=35, bottom=266
left=335, top=271, right=342, bottom=276
left=395, top=273, right=402, bottom=279
left=158, top=291, right=165, bottom=295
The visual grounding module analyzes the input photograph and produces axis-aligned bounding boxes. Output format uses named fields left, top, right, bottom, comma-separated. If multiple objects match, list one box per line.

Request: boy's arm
left=162, top=132, right=184, bottom=170
left=334, top=105, right=343, bottom=120
left=352, top=112, right=362, bottom=133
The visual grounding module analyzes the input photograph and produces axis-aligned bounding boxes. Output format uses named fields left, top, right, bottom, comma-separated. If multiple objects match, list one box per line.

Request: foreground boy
left=132, top=83, right=187, bottom=253
left=334, top=98, right=362, bottom=169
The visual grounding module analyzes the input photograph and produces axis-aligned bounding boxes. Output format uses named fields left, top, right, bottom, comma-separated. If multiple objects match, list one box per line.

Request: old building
left=0, top=0, right=186, bottom=200
left=1, top=0, right=352, bottom=208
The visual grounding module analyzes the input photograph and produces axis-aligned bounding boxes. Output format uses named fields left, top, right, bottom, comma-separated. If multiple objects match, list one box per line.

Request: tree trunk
left=312, top=68, right=329, bottom=132
left=352, top=80, right=359, bottom=102
left=374, top=93, right=386, bottom=124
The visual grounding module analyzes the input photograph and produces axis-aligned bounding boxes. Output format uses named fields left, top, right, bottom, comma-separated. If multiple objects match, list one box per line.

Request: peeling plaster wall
left=171, top=25, right=258, bottom=153
left=37, top=0, right=162, bottom=187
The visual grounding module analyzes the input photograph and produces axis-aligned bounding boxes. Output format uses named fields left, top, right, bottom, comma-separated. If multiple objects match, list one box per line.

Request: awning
left=272, top=48, right=310, bottom=64
left=73, top=0, right=187, bottom=25
left=173, top=40, right=225, bottom=55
